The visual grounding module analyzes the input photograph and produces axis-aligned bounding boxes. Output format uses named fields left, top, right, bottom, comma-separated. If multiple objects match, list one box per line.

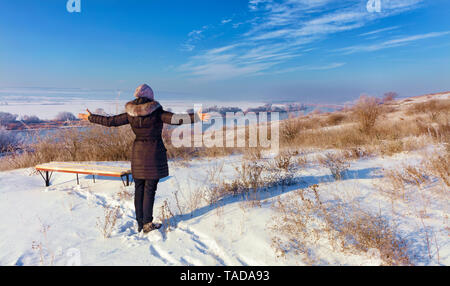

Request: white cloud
left=359, top=26, right=399, bottom=36
left=338, top=31, right=450, bottom=54
left=179, top=0, right=425, bottom=80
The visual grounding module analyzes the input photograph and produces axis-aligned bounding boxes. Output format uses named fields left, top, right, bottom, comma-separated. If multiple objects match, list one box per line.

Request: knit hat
left=134, top=84, right=154, bottom=100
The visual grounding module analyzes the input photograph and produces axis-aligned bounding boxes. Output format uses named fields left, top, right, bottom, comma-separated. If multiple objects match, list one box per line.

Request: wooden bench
left=35, top=162, right=132, bottom=187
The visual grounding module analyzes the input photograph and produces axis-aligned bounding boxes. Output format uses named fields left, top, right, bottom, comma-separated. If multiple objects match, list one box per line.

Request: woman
left=78, top=84, right=209, bottom=233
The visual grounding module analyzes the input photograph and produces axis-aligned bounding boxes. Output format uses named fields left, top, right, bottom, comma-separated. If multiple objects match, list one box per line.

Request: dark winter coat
left=88, top=100, right=196, bottom=179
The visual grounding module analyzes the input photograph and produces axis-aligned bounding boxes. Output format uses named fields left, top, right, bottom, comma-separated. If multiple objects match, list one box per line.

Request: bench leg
left=45, top=171, right=50, bottom=187
left=76, top=174, right=79, bottom=185
left=92, top=174, right=95, bottom=183
left=120, top=174, right=131, bottom=187
left=37, top=170, right=52, bottom=187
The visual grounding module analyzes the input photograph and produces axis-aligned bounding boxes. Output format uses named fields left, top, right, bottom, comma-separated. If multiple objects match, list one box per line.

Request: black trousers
left=134, top=178, right=160, bottom=226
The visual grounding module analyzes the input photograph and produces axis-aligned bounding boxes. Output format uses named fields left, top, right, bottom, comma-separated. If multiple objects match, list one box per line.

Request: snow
left=0, top=149, right=448, bottom=266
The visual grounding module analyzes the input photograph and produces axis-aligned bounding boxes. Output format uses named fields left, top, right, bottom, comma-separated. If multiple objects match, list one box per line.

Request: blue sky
left=0, top=0, right=449, bottom=103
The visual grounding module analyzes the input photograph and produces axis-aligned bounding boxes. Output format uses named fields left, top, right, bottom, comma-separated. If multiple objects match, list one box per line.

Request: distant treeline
left=0, top=111, right=78, bottom=125
left=186, top=103, right=307, bottom=115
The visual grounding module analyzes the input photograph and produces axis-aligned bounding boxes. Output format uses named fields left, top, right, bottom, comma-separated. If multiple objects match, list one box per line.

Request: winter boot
left=137, top=221, right=144, bottom=233
left=143, top=222, right=162, bottom=233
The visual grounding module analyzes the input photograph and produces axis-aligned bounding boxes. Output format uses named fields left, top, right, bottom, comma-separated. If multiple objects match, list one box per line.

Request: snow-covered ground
left=0, top=148, right=448, bottom=266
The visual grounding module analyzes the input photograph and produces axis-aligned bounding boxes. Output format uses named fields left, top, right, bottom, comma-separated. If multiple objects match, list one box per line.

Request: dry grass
left=280, top=97, right=449, bottom=158
left=406, top=99, right=450, bottom=122
left=0, top=125, right=134, bottom=171
left=325, top=112, right=347, bottom=126
left=31, top=221, right=55, bottom=266
left=1, top=95, right=448, bottom=171
left=0, top=126, right=20, bottom=152
left=96, top=204, right=121, bottom=238
left=273, top=151, right=294, bottom=171
left=116, top=186, right=134, bottom=201
left=425, top=152, right=450, bottom=187
left=158, top=199, right=176, bottom=232
left=376, top=156, right=448, bottom=264
left=317, top=152, right=350, bottom=180
left=204, top=156, right=298, bottom=206
left=270, top=184, right=411, bottom=265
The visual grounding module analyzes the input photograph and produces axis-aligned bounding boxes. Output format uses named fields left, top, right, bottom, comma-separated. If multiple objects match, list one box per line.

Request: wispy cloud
left=221, top=18, right=232, bottom=24
left=273, top=62, right=346, bottom=74
left=338, top=31, right=450, bottom=54
left=359, top=26, right=399, bottom=37
left=181, top=25, right=211, bottom=51
left=179, top=0, right=426, bottom=80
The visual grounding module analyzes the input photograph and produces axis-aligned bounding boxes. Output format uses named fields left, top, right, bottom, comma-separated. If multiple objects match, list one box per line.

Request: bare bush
left=353, top=95, right=383, bottom=133
left=318, top=152, right=350, bottom=180
left=243, top=146, right=263, bottom=161
left=116, top=187, right=134, bottom=201
left=96, top=205, right=121, bottom=238
left=159, top=200, right=176, bottom=232
left=294, top=149, right=308, bottom=167
left=235, top=161, right=264, bottom=192
left=273, top=151, right=293, bottom=171
left=425, top=153, right=450, bottom=187
left=281, top=117, right=303, bottom=143
left=0, top=126, right=20, bottom=152
left=382, top=92, right=398, bottom=103
left=325, top=113, right=347, bottom=126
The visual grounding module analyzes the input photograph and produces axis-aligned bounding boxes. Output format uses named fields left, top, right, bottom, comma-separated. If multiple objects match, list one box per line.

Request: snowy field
left=0, top=148, right=448, bottom=266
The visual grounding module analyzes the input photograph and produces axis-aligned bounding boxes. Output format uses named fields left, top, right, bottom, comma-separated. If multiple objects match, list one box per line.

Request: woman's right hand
left=197, top=108, right=211, bottom=122
left=78, top=109, right=92, bottom=121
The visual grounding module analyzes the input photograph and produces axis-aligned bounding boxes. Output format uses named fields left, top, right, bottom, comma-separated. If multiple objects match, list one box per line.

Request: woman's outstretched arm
left=160, top=108, right=210, bottom=125
left=78, top=109, right=129, bottom=127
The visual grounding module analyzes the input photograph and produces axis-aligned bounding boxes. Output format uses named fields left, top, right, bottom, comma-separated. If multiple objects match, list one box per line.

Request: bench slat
left=35, top=162, right=131, bottom=177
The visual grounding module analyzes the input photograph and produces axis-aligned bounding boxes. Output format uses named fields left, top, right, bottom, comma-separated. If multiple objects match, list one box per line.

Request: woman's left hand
left=78, top=109, right=92, bottom=121
left=197, top=108, right=211, bottom=122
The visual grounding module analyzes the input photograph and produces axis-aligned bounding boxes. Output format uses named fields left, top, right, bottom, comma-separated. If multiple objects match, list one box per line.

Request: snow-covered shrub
left=96, top=205, right=121, bottom=238
left=243, top=146, right=262, bottom=161
left=55, top=111, right=77, bottom=121
left=273, top=151, right=293, bottom=171
left=318, top=152, right=350, bottom=180
left=21, top=115, right=41, bottom=123
left=0, top=112, right=18, bottom=124
left=0, top=125, right=20, bottom=152
left=116, top=186, right=134, bottom=201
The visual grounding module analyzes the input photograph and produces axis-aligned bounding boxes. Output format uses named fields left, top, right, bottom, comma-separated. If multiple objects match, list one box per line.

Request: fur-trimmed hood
left=125, top=100, right=162, bottom=117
